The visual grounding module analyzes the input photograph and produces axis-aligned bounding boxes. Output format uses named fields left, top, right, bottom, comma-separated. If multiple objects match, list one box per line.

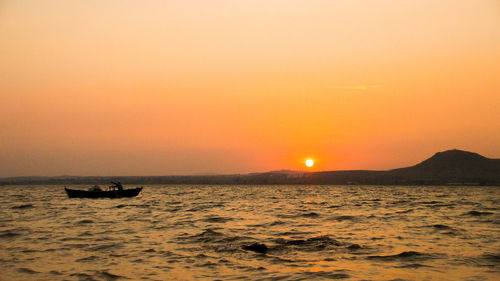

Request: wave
left=275, top=230, right=313, bottom=236
left=331, top=215, right=359, bottom=222
left=367, top=251, right=440, bottom=261
left=99, top=271, right=128, bottom=280
left=430, top=224, right=453, bottom=230
left=17, top=268, right=39, bottom=274
left=11, top=204, right=34, bottom=209
left=114, top=204, right=151, bottom=209
left=89, top=243, right=122, bottom=251
left=201, top=216, right=233, bottom=223
left=246, top=220, right=285, bottom=227
left=0, top=231, right=21, bottom=238
left=395, top=209, right=414, bottom=214
left=186, top=229, right=224, bottom=243
left=474, top=253, right=500, bottom=267
left=347, top=244, right=363, bottom=250
left=301, top=271, right=350, bottom=279
left=463, top=211, right=494, bottom=216
left=75, top=255, right=100, bottom=262
left=301, top=212, right=320, bottom=218
left=70, top=273, right=94, bottom=279
left=76, top=219, right=94, bottom=224
left=274, top=235, right=343, bottom=249
left=396, top=263, right=432, bottom=268
left=277, top=212, right=321, bottom=219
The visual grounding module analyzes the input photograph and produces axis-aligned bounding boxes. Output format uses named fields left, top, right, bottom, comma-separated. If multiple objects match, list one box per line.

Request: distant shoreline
left=2, top=149, right=499, bottom=186
left=0, top=149, right=500, bottom=186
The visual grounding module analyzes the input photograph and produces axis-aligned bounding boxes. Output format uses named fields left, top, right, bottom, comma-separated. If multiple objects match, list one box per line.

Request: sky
left=1, top=0, right=499, bottom=176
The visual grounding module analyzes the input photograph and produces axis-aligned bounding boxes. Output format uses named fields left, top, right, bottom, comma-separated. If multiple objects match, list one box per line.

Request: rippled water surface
left=1, top=185, right=499, bottom=280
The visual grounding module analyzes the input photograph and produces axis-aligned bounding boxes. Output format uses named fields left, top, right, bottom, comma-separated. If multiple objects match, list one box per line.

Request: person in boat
left=88, top=185, right=102, bottom=192
left=111, top=182, right=124, bottom=191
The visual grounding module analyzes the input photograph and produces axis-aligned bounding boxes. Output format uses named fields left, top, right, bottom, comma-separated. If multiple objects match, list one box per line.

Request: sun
left=305, top=159, right=314, bottom=168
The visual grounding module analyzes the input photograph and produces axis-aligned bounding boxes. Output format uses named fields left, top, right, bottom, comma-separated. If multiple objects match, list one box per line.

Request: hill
left=388, top=149, right=500, bottom=184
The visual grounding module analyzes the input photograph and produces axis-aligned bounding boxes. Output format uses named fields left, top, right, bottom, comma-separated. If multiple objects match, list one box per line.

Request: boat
left=64, top=184, right=143, bottom=198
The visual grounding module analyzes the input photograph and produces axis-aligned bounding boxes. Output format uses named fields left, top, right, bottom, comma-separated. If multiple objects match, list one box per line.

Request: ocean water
left=0, top=185, right=499, bottom=281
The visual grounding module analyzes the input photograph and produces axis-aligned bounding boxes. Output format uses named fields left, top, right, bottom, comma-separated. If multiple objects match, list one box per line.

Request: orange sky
left=1, top=1, right=499, bottom=176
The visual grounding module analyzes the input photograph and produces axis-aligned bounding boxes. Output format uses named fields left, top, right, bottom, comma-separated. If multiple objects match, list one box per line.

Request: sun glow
left=305, top=159, right=314, bottom=168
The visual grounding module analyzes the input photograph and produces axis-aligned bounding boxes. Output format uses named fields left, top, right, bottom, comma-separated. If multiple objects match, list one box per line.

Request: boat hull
left=64, top=187, right=143, bottom=198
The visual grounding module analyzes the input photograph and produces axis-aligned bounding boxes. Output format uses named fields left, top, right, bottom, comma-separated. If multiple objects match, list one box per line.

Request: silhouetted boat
left=64, top=187, right=143, bottom=198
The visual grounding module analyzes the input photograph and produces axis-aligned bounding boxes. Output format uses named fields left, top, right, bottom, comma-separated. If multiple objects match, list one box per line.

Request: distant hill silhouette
left=1, top=149, right=499, bottom=185
left=389, top=149, right=500, bottom=184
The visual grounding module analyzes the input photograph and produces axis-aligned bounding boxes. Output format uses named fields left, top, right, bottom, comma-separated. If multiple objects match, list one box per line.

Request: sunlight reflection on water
left=0, top=185, right=499, bottom=280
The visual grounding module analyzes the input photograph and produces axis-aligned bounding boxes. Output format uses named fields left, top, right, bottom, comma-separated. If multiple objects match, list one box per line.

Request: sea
left=0, top=185, right=499, bottom=281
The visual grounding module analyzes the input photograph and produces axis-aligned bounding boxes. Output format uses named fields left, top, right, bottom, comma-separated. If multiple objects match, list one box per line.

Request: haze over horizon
left=1, top=1, right=499, bottom=177
left=2, top=149, right=500, bottom=178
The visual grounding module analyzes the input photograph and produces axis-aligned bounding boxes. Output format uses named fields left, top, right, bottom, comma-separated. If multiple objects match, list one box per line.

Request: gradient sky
left=1, top=0, right=499, bottom=176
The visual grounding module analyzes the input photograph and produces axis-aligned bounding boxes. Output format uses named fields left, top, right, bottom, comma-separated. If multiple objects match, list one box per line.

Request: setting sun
left=305, top=159, right=314, bottom=168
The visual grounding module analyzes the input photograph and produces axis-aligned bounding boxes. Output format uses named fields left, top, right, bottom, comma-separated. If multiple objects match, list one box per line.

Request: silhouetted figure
left=111, top=182, right=124, bottom=191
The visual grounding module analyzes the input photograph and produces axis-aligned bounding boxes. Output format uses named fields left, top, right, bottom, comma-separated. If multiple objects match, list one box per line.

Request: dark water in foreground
left=1, top=185, right=499, bottom=281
